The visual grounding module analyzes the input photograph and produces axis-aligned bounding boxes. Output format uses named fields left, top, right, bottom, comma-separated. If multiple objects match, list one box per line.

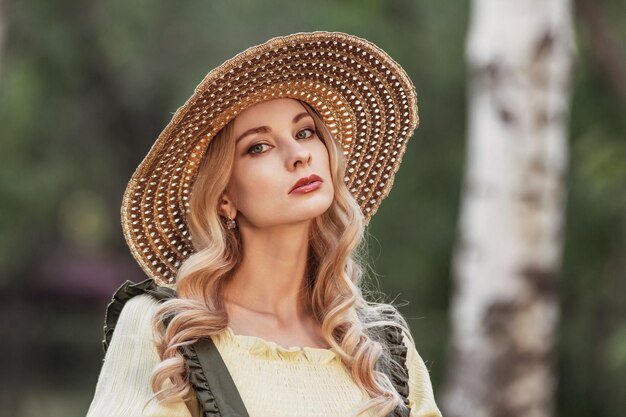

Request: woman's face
left=224, top=98, right=334, bottom=229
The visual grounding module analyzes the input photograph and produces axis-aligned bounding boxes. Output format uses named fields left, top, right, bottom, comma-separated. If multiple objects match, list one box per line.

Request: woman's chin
left=297, top=197, right=333, bottom=215
left=284, top=204, right=332, bottom=224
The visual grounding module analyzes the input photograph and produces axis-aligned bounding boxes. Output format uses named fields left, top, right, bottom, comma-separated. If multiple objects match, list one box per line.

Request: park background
left=0, top=0, right=624, bottom=416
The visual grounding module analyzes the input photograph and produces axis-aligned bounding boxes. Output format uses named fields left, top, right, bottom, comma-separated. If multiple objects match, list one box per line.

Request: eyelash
left=246, top=127, right=317, bottom=155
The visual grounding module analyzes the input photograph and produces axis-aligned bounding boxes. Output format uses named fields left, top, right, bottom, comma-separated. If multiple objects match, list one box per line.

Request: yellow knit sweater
left=85, top=294, right=442, bottom=417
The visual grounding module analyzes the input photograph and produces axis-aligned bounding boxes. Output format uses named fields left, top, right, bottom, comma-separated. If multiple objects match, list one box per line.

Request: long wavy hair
left=146, top=99, right=414, bottom=417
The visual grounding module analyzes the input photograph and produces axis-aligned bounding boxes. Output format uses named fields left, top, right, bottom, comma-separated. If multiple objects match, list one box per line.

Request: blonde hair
left=146, top=99, right=414, bottom=417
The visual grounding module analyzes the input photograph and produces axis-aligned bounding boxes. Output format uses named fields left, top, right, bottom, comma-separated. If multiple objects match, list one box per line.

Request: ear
left=219, top=192, right=237, bottom=219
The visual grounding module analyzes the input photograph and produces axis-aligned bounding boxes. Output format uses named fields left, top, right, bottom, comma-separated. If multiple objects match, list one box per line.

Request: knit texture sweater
left=85, top=294, right=443, bottom=417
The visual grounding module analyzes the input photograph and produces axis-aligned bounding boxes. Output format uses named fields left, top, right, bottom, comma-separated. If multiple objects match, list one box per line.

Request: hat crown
left=121, top=31, right=418, bottom=284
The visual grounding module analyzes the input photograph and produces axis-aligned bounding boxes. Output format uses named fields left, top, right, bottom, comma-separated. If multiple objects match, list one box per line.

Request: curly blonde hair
left=146, top=99, right=413, bottom=417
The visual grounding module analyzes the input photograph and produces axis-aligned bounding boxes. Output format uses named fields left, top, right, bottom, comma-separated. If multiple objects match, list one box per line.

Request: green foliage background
left=1, top=0, right=624, bottom=416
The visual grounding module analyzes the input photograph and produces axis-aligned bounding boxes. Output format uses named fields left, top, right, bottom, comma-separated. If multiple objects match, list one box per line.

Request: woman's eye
left=247, top=128, right=316, bottom=155
left=247, top=143, right=270, bottom=155
left=296, top=127, right=316, bottom=139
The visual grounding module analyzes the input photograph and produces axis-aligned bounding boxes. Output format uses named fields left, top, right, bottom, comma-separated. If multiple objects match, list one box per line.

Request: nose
left=286, top=138, right=312, bottom=170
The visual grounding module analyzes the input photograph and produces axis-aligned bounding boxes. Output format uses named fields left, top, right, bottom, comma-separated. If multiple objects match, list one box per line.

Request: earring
left=225, top=214, right=237, bottom=229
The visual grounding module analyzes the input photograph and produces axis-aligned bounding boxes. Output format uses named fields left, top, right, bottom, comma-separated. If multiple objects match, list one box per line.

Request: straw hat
left=121, top=31, right=419, bottom=285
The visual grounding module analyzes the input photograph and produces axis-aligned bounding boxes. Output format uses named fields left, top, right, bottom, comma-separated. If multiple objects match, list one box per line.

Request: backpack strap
left=102, top=278, right=176, bottom=354
left=101, top=279, right=237, bottom=417
left=376, top=307, right=412, bottom=417
left=181, top=338, right=250, bottom=417
left=382, top=325, right=411, bottom=417
left=102, top=280, right=410, bottom=417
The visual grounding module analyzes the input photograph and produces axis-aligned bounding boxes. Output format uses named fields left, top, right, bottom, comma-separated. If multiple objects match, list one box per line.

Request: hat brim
left=121, top=31, right=419, bottom=285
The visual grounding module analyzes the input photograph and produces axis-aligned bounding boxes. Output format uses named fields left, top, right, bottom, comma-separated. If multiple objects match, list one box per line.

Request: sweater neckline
left=215, top=326, right=339, bottom=364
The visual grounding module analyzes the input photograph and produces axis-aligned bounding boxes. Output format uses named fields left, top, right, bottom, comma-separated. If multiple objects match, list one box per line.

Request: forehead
left=232, top=98, right=309, bottom=130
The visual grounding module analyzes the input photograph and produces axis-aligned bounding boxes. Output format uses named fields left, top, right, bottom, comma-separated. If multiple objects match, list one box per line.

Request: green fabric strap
left=193, top=337, right=250, bottom=417
left=102, top=279, right=410, bottom=417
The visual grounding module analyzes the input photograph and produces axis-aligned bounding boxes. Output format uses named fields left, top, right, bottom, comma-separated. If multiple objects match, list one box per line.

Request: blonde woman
left=86, top=32, right=443, bottom=417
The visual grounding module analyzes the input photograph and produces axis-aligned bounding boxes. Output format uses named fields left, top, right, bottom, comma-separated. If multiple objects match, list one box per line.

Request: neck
left=222, top=221, right=314, bottom=326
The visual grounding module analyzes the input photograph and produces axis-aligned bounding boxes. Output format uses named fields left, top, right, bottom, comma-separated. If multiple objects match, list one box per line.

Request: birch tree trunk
left=441, top=1, right=576, bottom=417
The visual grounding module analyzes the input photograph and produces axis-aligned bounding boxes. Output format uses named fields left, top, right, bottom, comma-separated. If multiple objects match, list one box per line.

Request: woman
left=86, top=32, right=443, bottom=417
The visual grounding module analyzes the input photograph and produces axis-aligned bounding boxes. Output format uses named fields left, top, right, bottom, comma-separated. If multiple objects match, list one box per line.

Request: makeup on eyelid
left=245, top=127, right=317, bottom=155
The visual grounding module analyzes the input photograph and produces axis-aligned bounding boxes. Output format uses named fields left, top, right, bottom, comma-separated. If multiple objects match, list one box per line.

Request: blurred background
left=1, top=0, right=624, bottom=416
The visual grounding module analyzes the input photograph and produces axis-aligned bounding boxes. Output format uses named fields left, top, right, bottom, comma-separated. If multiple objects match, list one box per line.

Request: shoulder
left=358, top=302, right=406, bottom=325
left=357, top=303, right=411, bottom=357
left=117, top=293, right=161, bottom=320
left=102, top=278, right=176, bottom=353
left=361, top=303, right=443, bottom=416
left=399, top=329, right=443, bottom=417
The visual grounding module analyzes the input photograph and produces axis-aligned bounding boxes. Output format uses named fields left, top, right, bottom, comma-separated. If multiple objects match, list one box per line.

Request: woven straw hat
left=121, top=31, right=419, bottom=285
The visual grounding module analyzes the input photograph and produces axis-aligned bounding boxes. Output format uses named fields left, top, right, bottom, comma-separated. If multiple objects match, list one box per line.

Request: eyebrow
left=235, top=112, right=312, bottom=144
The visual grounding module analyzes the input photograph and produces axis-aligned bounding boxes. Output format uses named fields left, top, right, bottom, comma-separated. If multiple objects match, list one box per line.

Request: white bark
left=442, top=1, right=576, bottom=417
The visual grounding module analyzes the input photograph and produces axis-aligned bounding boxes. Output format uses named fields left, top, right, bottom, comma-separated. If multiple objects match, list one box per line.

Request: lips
left=290, top=174, right=323, bottom=193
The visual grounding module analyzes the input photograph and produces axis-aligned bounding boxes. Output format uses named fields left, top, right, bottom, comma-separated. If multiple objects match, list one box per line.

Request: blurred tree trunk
left=441, top=1, right=575, bottom=417
left=574, top=0, right=626, bottom=102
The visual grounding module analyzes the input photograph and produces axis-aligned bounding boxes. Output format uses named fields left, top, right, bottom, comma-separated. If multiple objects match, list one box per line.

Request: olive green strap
left=102, top=278, right=176, bottom=354
left=192, top=337, right=250, bottom=417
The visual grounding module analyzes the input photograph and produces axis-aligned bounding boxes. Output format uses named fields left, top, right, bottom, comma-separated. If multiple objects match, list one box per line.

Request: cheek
left=230, top=158, right=283, bottom=207
left=313, top=140, right=332, bottom=176
left=310, top=141, right=335, bottom=200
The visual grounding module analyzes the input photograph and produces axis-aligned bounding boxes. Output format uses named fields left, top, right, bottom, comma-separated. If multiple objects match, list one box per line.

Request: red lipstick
left=289, top=174, right=323, bottom=194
